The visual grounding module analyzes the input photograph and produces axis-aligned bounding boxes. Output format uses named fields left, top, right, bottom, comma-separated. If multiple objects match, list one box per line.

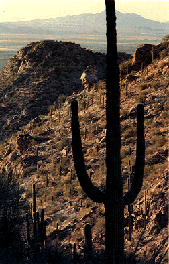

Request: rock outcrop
left=132, top=41, right=169, bottom=65
left=132, top=44, right=154, bottom=65
left=0, top=40, right=131, bottom=141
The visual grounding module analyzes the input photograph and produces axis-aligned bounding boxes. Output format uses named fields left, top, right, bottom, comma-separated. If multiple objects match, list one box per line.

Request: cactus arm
left=71, top=99, right=105, bottom=203
left=124, top=104, right=145, bottom=205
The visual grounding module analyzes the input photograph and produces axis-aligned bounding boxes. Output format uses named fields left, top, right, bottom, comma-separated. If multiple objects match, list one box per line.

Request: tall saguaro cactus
left=71, top=0, right=145, bottom=263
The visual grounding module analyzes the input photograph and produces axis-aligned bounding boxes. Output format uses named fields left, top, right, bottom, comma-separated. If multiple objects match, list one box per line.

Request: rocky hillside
left=0, top=40, right=131, bottom=142
left=0, top=41, right=168, bottom=263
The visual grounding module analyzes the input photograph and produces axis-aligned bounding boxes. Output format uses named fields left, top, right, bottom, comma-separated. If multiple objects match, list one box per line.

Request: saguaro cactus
left=71, top=1, right=145, bottom=263
left=26, top=185, right=47, bottom=253
left=84, top=224, right=93, bottom=259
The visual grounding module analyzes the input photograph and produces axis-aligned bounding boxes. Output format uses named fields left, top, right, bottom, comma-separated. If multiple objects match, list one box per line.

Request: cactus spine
left=71, top=1, right=145, bottom=263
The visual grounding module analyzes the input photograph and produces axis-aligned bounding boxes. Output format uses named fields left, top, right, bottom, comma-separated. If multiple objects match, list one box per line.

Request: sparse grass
left=159, top=49, right=168, bottom=59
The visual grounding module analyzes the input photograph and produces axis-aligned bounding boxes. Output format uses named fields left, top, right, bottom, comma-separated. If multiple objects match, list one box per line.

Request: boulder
left=132, top=41, right=169, bottom=66
left=80, top=65, right=97, bottom=91
left=154, top=212, right=168, bottom=229
left=132, top=44, right=154, bottom=65
left=61, top=148, right=67, bottom=157
left=125, top=74, right=138, bottom=82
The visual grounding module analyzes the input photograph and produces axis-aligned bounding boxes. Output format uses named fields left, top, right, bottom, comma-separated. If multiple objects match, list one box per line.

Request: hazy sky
left=0, top=0, right=169, bottom=23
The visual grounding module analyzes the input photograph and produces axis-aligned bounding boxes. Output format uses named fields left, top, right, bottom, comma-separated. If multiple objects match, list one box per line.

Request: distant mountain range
left=0, top=11, right=168, bottom=36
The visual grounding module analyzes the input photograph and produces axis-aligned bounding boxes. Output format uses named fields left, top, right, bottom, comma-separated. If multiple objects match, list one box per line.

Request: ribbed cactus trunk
left=105, top=1, right=123, bottom=262
left=71, top=1, right=145, bottom=263
left=105, top=0, right=124, bottom=263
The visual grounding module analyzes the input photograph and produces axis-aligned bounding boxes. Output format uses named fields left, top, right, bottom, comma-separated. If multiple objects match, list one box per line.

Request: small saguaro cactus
left=26, top=185, right=47, bottom=252
left=26, top=211, right=47, bottom=250
left=33, top=183, right=36, bottom=216
left=71, top=1, right=145, bottom=263
left=151, top=46, right=154, bottom=63
left=84, top=224, right=93, bottom=259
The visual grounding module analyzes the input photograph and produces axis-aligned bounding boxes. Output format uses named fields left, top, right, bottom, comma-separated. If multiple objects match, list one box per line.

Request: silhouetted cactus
left=73, top=243, right=77, bottom=263
left=26, top=185, right=46, bottom=253
left=84, top=224, right=93, bottom=260
left=32, top=183, right=36, bottom=216
left=125, top=81, right=128, bottom=97
left=152, top=46, right=154, bottom=63
left=71, top=1, right=145, bottom=263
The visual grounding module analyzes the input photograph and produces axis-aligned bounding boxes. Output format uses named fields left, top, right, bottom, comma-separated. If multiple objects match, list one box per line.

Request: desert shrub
left=38, top=168, right=49, bottom=183
left=0, top=143, right=8, bottom=157
left=163, top=79, right=169, bottom=88
left=25, top=185, right=33, bottom=199
left=79, top=99, right=89, bottom=111
left=144, top=119, right=151, bottom=126
left=149, top=81, right=158, bottom=90
left=120, top=109, right=128, bottom=120
left=153, top=136, right=167, bottom=148
left=58, top=94, right=66, bottom=106
left=23, top=165, right=36, bottom=177
left=48, top=104, right=57, bottom=114
left=81, top=112, right=95, bottom=123
left=159, top=49, right=167, bottom=59
left=93, top=215, right=105, bottom=233
left=162, top=34, right=169, bottom=42
left=130, top=70, right=137, bottom=76
left=119, top=59, right=132, bottom=75
left=135, top=92, right=146, bottom=104
left=96, top=80, right=106, bottom=91
left=160, top=59, right=169, bottom=68
left=123, top=125, right=136, bottom=139
left=60, top=157, right=70, bottom=174
left=160, top=111, right=168, bottom=120
left=154, top=102, right=164, bottom=114
left=145, top=73, right=154, bottom=81
left=55, top=184, right=64, bottom=197
left=148, top=94, right=156, bottom=102
left=64, top=183, right=79, bottom=198
left=57, top=138, right=68, bottom=151
left=139, top=83, right=148, bottom=90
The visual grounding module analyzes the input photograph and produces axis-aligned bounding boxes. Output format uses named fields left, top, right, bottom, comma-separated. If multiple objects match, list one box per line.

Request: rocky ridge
left=0, top=40, right=131, bottom=142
